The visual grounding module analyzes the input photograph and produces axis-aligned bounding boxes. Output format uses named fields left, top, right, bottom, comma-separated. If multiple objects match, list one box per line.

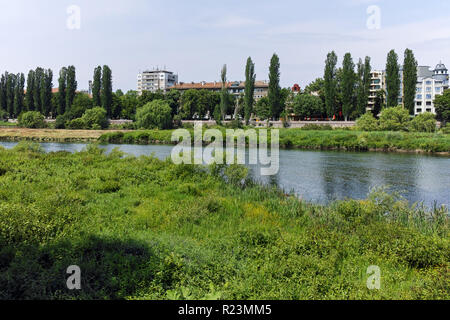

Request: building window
left=426, top=87, right=432, bottom=92
left=426, top=102, right=432, bottom=106
left=416, top=102, right=422, bottom=106
left=426, top=80, right=432, bottom=85
left=416, top=87, right=422, bottom=92
left=416, top=94, right=422, bottom=99
left=416, top=108, right=422, bottom=113
left=426, top=94, right=432, bottom=100
left=436, top=87, right=441, bottom=93
left=426, top=109, right=432, bottom=112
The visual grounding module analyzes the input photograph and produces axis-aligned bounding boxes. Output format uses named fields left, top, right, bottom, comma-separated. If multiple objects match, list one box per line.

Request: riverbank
left=0, top=145, right=448, bottom=299
left=1, top=127, right=449, bottom=154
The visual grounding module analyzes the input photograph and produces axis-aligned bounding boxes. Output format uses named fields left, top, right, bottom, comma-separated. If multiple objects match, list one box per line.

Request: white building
left=414, top=63, right=449, bottom=115
left=137, top=69, right=178, bottom=94
left=368, top=62, right=449, bottom=115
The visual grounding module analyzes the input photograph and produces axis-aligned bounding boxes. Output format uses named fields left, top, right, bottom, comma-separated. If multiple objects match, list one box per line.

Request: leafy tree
left=255, top=96, right=271, bottom=121
left=92, top=66, right=102, bottom=107
left=379, top=106, right=410, bottom=131
left=293, top=94, right=325, bottom=119
left=26, top=70, right=35, bottom=111
left=66, top=66, right=77, bottom=113
left=165, top=89, right=181, bottom=116
left=244, top=57, right=256, bottom=124
left=5, top=72, right=16, bottom=117
left=101, top=66, right=113, bottom=118
left=403, top=49, right=418, bottom=115
left=434, top=89, right=450, bottom=126
left=120, top=90, right=139, bottom=120
left=268, top=53, right=282, bottom=119
left=341, top=53, right=356, bottom=121
left=385, top=50, right=401, bottom=108
left=57, top=67, right=67, bottom=116
left=136, top=99, right=172, bottom=129
left=409, top=112, right=436, bottom=132
left=304, top=78, right=324, bottom=96
left=18, top=111, right=46, bottom=128
left=373, top=89, right=386, bottom=117
left=111, top=92, right=123, bottom=119
left=324, top=51, right=338, bottom=118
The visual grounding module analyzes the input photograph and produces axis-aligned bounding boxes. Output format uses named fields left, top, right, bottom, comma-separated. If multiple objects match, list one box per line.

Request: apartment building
left=137, top=69, right=178, bottom=94
left=415, top=63, right=449, bottom=115
left=172, top=80, right=269, bottom=101
left=367, top=62, right=449, bottom=115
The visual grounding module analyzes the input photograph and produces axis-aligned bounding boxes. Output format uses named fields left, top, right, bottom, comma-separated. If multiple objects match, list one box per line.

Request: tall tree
left=66, top=65, right=77, bottom=113
left=26, top=70, right=35, bottom=111
left=13, top=73, right=25, bottom=117
left=101, top=65, right=113, bottom=117
left=268, top=53, right=281, bottom=119
left=93, top=66, right=102, bottom=107
left=324, top=51, right=338, bottom=118
left=40, top=69, right=53, bottom=117
left=6, top=72, right=16, bottom=117
left=244, top=57, right=256, bottom=125
left=219, top=64, right=228, bottom=121
left=57, top=67, right=67, bottom=116
left=356, top=57, right=372, bottom=116
left=341, top=53, right=356, bottom=121
left=403, top=49, right=418, bottom=115
left=0, top=74, right=6, bottom=114
left=33, top=67, right=44, bottom=113
left=385, top=49, right=401, bottom=108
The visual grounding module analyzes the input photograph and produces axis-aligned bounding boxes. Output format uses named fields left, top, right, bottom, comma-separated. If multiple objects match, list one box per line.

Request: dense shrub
left=301, top=124, right=333, bottom=131
left=136, top=100, right=173, bottom=130
left=441, top=123, right=450, bottom=134
left=66, top=118, right=86, bottom=130
left=409, top=113, right=437, bottom=133
left=356, top=112, right=379, bottom=131
left=81, top=107, right=109, bottom=129
left=17, top=111, right=46, bottom=129
left=379, top=106, right=411, bottom=131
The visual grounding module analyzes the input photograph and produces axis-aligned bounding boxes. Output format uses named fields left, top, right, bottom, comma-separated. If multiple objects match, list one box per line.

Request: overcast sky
left=1, top=0, right=450, bottom=91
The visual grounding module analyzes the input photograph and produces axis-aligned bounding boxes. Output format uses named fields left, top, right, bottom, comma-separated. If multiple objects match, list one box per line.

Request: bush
left=409, top=113, right=437, bottom=133
left=66, top=118, right=86, bottom=130
left=379, top=106, right=410, bottom=131
left=81, top=107, right=109, bottom=129
left=136, top=100, right=173, bottom=130
left=440, top=123, right=450, bottom=134
left=356, top=112, right=379, bottom=131
left=0, top=109, right=8, bottom=121
left=301, top=124, right=333, bottom=131
left=55, top=115, right=67, bottom=129
left=17, top=111, right=46, bottom=128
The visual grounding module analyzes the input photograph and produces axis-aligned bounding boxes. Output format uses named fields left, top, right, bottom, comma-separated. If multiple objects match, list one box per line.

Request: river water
left=1, top=141, right=449, bottom=207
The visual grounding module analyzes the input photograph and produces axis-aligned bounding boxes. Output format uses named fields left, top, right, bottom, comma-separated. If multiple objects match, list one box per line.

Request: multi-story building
left=137, top=69, right=178, bottom=94
left=367, top=62, right=449, bottom=115
left=414, top=63, right=449, bottom=115
left=172, top=80, right=269, bottom=101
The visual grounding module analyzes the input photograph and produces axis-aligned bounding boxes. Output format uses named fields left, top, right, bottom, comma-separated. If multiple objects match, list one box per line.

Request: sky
left=1, top=0, right=450, bottom=91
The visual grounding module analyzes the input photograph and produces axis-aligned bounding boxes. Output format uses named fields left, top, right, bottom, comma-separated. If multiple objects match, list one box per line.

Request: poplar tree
left=26, top=70, right=35, bottom=111
left=101, top=65, right=113, bottom=117
left=324, top=51, right=338, bottom=118
left=356, top=57, right=372, bottom=117
left=57, top=67, right=67, bottom=116
left=6, top=73, right=16, bottom=117
left=33, top=67, right=44, bottom=113
left=93, top=66, right=102, bottom=107
left=219, top=64, right=228, bottom=120
left=66, top=66, right=77, bottom=113
left=268, top=53, right=281, bottom=120
left=385, top=50, right=400, bottom=108
left=403, top=49, right=418, bottom=115
left=244, top=57, right=256, bottom=125
left=0, top=74, right=6, bottom=114
left=40, top=69, right=53, bottom=117
left=341, top=53, right=356, bottom=121
left=13, top=73, right=25, bottom=117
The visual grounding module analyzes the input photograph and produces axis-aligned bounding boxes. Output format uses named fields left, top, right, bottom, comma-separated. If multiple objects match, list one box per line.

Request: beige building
left=172, top=80, right=269, bottom=101
left=137, top=69, right=178, bottom=94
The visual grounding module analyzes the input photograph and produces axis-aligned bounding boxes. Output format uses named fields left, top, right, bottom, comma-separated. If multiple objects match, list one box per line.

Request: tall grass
left=0, top=143, right=448, bottom=300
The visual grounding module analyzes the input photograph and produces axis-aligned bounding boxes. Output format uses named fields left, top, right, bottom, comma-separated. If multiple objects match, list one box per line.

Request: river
left=1, top=141, right=449, bottom=207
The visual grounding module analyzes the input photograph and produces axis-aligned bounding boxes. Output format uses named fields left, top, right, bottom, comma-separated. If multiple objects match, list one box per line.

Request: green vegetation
left=0, top=143, right=448, bottom=299
left=99, top=128, right=450, bottom=153
left=136, top=100, right=173, bottom=130
left=18, top=111, right=46, bottom=129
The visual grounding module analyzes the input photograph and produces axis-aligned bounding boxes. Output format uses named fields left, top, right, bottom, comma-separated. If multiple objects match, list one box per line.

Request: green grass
left=0, top=142, right=448, bottom=300
left=0, top=121, right=16, bottom=127
left=99, top=128, right=450, bottom=153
